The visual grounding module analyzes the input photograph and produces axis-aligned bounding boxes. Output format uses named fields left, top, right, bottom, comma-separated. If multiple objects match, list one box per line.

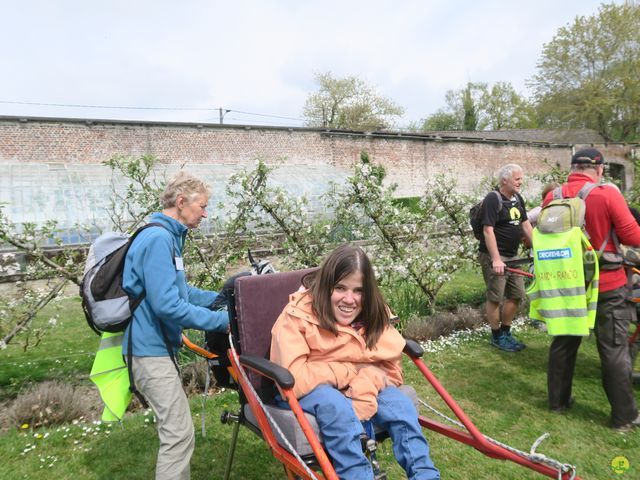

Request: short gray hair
left=160, top=171, right=211, bottom=208
left=497, top=164, right=523, bottom=182
left=571, top=163, right=598, bottom=172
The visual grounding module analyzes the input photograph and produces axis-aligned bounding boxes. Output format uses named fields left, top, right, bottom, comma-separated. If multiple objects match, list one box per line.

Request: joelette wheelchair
left=184, top=268, right=581, bottom=479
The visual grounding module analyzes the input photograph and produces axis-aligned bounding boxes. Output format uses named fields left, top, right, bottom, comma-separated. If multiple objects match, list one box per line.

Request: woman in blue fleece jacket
left=122, top=171, right=229, bottom=480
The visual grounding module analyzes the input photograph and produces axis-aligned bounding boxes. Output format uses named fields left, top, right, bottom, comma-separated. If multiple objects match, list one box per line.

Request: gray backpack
left=80, top=223, right=164, bottom=334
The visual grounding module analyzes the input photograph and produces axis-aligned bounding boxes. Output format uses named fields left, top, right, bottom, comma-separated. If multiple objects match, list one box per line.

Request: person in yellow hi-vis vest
left=537, top=148, right=640, bottom=432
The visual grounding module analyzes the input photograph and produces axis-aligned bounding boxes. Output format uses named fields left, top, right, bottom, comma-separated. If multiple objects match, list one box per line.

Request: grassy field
left=0, top=296, right=96, bottom=401
left=1, top=293, right=639, bottom=479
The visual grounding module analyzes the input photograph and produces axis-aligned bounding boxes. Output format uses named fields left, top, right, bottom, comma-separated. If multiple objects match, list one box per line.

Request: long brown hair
left=307, top=244, right=389, bottom=349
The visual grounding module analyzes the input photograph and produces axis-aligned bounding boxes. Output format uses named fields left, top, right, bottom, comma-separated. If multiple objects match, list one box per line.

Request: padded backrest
left=233, top=268, right=316, bottom=388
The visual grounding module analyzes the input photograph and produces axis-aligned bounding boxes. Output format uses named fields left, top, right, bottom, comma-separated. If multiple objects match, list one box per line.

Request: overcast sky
left=0, top=0, right=618, bottom=129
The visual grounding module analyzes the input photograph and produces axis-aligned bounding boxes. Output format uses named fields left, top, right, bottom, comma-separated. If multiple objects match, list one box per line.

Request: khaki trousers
left=132, top=356, right=194, bottom=480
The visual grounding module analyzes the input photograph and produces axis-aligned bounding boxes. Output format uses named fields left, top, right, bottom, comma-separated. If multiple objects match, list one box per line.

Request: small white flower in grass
left=48, top=317, right=57, bottom=326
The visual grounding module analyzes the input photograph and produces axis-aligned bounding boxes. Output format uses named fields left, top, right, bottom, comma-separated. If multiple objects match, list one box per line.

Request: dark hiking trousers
left=547, top=287, right=638, bottom=427
left=548, top=286, right=638, bottom=426
left=548, top=335, right=582, bottom=410
left=594, top=287, right=638, bottom=427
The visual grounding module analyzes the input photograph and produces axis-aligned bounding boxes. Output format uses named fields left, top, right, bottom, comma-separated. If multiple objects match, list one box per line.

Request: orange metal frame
left=181, top=335, right=239, bottom=383
left=410, top=356, right=579, bottom=479
left=227, top=350, right=338, bottom=480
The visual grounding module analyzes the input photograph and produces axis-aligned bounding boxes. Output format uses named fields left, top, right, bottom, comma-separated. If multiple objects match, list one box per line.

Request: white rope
left=228, top=334, right=320, bottom=480
left=417, top=398, right=577, bottom=480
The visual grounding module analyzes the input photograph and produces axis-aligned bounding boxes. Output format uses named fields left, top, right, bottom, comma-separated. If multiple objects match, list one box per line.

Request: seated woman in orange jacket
left=270, top=244, right=440, bottom=480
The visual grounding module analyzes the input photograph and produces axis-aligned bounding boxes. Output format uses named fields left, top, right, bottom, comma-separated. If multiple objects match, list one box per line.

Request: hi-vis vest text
left=527, top=214, right=599, bottom=336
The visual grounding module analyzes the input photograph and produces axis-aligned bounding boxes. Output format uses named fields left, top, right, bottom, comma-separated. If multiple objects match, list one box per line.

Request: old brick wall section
left=325, top=134, right=572, bottom=196
left=0, top=117, right=634, bottom=197
left=0, top=119, right=330, bottom=165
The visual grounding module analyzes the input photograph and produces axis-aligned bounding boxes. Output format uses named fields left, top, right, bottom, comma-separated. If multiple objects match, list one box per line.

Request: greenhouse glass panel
left=0, top=163, right=349, bottom=246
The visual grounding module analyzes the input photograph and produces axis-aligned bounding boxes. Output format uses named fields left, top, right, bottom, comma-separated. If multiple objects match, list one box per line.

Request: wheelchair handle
left=505, top=267, right=535, bottom=278
left=403, top=338, right=424, bottom=358
left=181, top=334, right=218, bottom=360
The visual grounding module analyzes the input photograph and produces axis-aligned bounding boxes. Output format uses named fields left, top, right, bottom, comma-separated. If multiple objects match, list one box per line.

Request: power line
left=230, top=109, right=306, bottom=122
left=0, top=99, right=216, bottom=111
left=221, top=117, right=306, bottom=127
left=0, top=99, right=420, bottom=130
left=0, top=99, right=307, bottom=122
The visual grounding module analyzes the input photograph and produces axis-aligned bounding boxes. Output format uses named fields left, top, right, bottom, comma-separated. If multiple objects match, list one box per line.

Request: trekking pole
left=628, top=267, right=640, bottom=346
left=505, top=267, right=535, bottom=278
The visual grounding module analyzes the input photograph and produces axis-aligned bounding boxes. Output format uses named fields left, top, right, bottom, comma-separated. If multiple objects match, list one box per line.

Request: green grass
left=0, top=296, right=98, bottom=401
left=0, top=389, right=289, bottom=479
left=435, top=265, right=486, bottom=309
left=408, top=330, right=640, bottom=480
left=1, top=297, right=639, bottom=479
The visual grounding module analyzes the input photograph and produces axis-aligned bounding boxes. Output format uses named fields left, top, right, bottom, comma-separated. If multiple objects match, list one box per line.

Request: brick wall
left=0, top=117, right=635, bottom=198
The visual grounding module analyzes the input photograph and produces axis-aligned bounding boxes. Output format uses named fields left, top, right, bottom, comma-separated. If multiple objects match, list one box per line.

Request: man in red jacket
left=543, top=148, right=640, bottom=432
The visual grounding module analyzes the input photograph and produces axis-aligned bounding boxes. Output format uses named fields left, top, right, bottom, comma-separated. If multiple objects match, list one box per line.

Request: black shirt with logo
left=478, top=190, right=528, bottom=258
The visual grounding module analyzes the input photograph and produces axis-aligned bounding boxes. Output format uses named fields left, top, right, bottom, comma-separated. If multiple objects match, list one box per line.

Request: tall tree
left=420, top=80, right=537, bottom=132
left=420, top=82, right=485, bottom=131
left=420, top=110, right=460, bottom=131
left=529, top=2, right=640, bottom=141
left=480, top=82, right=538, bottom=130
left=303, top=72, right=404, bottom=130
left=462, top=84, right=479, bottom=130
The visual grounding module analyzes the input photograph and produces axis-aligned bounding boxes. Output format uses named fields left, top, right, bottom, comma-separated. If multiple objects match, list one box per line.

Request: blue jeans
left=287, top=384, right=440, bottom=480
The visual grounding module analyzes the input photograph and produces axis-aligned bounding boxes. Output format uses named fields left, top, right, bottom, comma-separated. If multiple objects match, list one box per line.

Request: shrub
left=8, top=381, right=92, bottom=429
left=402, top=306, right=484, bottom=342
left=181, top=360, right=211, bottom=395
left=382, top=280, right=432, bottom=324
